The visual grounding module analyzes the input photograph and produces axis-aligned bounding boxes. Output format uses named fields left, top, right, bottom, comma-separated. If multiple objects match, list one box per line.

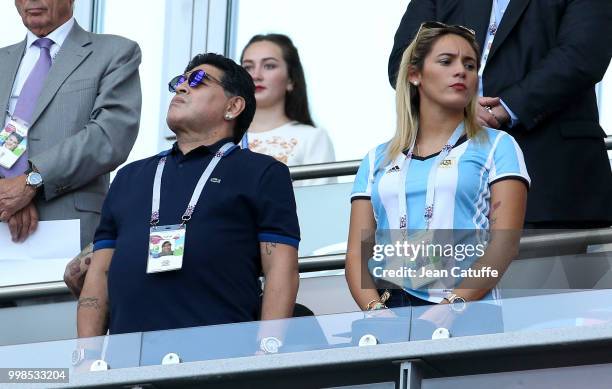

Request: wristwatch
left=259, top=337, right=282, bottom=354
left=71, top=348, right=96, bottom=367
left=443, top=293, right=467, bottom=312
left=24, top=165, right=43, bottom=189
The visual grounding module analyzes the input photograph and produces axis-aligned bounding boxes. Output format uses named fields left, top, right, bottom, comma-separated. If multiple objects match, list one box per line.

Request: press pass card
left=0, top=118, right=28, bottom=169
left=147, top=224, right=186, bottom=273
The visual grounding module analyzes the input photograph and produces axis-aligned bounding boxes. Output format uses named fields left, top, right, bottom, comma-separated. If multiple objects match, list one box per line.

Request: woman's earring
left=224, top=113, right=233, bottom=120
left=412, top=81, right=419, bottom=86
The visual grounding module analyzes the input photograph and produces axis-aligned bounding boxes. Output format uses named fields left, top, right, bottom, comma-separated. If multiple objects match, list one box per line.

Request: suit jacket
left=0, top=22, right=142, bottom=247
left=388, top=0, right=612, bottom=224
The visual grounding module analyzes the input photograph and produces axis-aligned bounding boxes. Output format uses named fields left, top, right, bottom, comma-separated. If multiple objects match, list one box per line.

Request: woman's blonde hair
left=388, top=26, right=483, bottom=161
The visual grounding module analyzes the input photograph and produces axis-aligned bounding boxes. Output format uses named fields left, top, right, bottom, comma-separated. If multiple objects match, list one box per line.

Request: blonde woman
left=345, top=23, right=529, bottom=319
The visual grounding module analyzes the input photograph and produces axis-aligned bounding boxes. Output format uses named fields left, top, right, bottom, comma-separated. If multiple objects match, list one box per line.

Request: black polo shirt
left=93, top=138, right=300, bottom=335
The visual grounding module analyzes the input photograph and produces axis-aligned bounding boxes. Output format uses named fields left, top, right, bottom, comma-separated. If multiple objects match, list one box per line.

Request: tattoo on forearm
left=69, top=244, right=93, bottom=278
left=265, top=242, right=277, bottom=256
left=76, top=244, right=93, bottom=261
left=69, top=259, right=81, bottom=276
left=78, top=297, right=101, bottom=311
left=490, top=201, right=502, bottom=225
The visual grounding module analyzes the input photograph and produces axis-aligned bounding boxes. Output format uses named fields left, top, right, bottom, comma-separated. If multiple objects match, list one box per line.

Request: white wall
left=231, top=0, right=411, bottom=162
left=0, top=0, right=610, bottom=166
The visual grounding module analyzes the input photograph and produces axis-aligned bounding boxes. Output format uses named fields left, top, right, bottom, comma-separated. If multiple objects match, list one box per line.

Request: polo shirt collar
left=170, top=137, right=235, bottom=158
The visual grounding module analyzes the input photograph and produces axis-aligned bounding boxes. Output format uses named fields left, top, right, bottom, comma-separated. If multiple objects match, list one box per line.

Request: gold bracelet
left=365, top=299, right=380, bottom=311
left=369, top=302, right=388, bottom=311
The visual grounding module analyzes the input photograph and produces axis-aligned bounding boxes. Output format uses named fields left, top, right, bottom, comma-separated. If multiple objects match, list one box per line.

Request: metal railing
left=289, top=159, right=360, bottom=180
left=291, top=136, right=612, bottom=181
left=1, top=136, right=610, bottom=300
left=41, top=324, right=612, bottom=388
left=1, top=228, right=610, bottom=301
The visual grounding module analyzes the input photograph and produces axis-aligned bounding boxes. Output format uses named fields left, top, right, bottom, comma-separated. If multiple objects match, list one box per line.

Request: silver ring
left=484, top=105, right=493, bottom=114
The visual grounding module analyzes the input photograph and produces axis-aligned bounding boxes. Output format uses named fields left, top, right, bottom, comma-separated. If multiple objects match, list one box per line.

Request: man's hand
left=0, top=175, right=37, bottom=221
left=477, top=97, right=510, bottom=129
left=7, top=202, right=38, bottom=242
left=64, top=243, right=93, bottom=297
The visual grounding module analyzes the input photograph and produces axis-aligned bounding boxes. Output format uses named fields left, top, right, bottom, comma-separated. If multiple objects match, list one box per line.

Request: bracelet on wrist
left=365, top=299, right=379, bottom=311
left=369, top=302, right=387, bottom=311
left=365, top=301, right=387, bottom=311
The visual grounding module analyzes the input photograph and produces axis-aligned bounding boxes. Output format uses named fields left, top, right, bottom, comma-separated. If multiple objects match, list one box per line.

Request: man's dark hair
left=185, top=53, right=256, bottom=143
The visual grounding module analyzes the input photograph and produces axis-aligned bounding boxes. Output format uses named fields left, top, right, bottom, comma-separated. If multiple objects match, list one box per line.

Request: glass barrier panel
left=409, top=299, right=505, bottom=341
left=140, top=321, right=262, bottom=365
left=0, top=339, right=75, bottom=371
left=409, top=289, right=612, bottom=341
left=294, top=182, right=352, bottom=257
left=0, top=332, right=141, bottom=375
left=139, top=308, right=418, bottom=365
left=500, top=289, right=612, bottom=333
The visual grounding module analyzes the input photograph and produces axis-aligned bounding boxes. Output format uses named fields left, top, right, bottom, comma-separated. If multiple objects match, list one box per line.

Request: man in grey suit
left=0, top=0, right=141, bottom=248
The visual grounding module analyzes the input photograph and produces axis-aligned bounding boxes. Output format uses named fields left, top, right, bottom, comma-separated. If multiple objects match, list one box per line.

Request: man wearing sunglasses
left=388, top=0, right=612, bottom=230
left=76, top=53, right=300, bottom=347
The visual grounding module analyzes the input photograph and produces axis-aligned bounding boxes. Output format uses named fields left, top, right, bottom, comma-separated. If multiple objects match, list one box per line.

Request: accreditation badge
left=147, top=224, right=186, bottom=273
left=0, top=117, right=29, bottom=169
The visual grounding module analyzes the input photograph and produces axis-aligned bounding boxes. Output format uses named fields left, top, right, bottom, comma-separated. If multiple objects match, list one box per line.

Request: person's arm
left=345, top=199, right=382, bottom=311
left=77, top=248, right=113, bottom=337
left=388, top=0, right=436, bottom=87
left=499, top=0, right=612, bottom=130
left=254, top=161, right=301, bottom=317
left=75, top=166, right=122, bottom=334
left=30, top=40, right=142, bottom=202
left=64, top=243, right=93, bottom=297
left=253, top=161, right=301, bottom=352
left=260, top=242, right=299, bottom=320
left=451, top=179, right=527, bottom=301
left=451, top=133, right=529, bottom=301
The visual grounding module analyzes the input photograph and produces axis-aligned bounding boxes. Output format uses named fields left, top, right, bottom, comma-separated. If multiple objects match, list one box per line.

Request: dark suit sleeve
left=500, top=0, right=612, bottom=130
left=31, top=39, right=142, bottom=202
left=388, top=0, right=437, bottom=87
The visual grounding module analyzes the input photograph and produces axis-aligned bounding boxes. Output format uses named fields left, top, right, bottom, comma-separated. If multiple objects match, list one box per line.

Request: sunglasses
left=168, top=69, right=224, bottom=93
left=417, top=21, right=476, bottom=37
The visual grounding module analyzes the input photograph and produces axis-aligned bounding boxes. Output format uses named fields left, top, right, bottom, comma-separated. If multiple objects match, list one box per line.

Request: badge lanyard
left=479, top=0, right=503, bottom=79
left=150, top=142, right=235, bottom=227
left=239, top=132, right=249, bottom=149
left=397, top=124, right=464, bottom=231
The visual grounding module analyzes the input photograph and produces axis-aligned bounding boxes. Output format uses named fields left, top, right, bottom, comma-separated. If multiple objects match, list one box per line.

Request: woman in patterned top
left=241, top=33, right=335, bottom=186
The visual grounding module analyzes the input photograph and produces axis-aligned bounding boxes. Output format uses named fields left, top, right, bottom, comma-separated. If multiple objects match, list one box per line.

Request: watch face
left=27, top=172, right=42, bottom=187
left=450, top=297, right=467, bottom=312
left=262, top=337, right=281, bottom=353
left=71, top=349, right=82, bottom=366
